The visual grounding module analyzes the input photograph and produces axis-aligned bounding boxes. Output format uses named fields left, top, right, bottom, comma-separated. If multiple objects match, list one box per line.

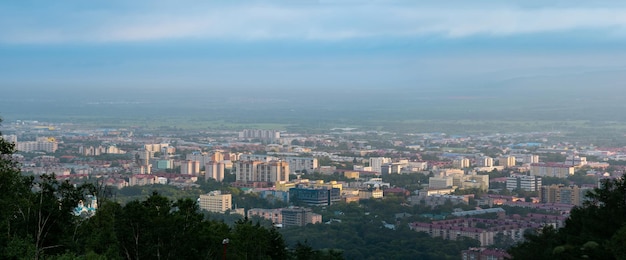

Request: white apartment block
left=238, top=129, right=280, bottom=142
left=369, top=157, right=391, bottom=174
left=239, top=154, right=278, bottom=162
left=284, top=157, right=318, bottom=174
left=187, top=153, right=213, bottom=165
left=12, top=137, right=58, bottom=153
left=506, top=174, right=542, bottom=191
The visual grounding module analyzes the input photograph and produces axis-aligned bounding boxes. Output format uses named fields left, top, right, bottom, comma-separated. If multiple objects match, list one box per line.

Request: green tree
left=509, top=177, right=626, bottom=259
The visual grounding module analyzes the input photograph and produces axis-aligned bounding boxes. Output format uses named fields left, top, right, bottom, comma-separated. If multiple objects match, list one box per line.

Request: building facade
left=540, top=184, right=591, bottom=206
left=506, top=174, right=542, bottom=191
left=498, top=156, right=516, bottom=168
left=205, top=161, right=225, bottom=182
left=180, top=160, right=200, bottom=175
left=235, top=160, right=290, bottom=183
left=281, top=207, right=322, bottom=227
left=199, top=191, right=232, bottom=213
left=289, top=187, right=341, bottom=206
left=284, top=157, right=318, bottom=174
left=530, top=163, right=575, bottom=178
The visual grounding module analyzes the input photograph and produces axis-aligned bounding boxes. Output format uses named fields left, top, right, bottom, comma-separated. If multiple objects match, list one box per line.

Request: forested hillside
left=509, top=177, right=626, bottom=259
left=0, top=122, right=303, bottom=260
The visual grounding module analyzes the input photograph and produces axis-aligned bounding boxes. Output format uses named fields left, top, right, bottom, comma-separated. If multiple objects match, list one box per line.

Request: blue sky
left=2, top=0, right=626, bottom=91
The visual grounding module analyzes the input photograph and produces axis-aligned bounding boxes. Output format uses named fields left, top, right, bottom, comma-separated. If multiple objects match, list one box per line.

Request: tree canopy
left=0, top=122, right=295, bottom=259
left=509, top=177, right=626, bottom=259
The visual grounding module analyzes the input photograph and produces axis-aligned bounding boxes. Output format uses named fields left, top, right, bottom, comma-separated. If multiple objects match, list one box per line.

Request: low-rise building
left=199, top=191, right=232, bottom=213
left=358, top=188, right=383, bottom=199
left=461, top=248, right=510, bottom=260
left=248, top=207, right=321, bottom=227
left=290, top=186, right=341, bottom=206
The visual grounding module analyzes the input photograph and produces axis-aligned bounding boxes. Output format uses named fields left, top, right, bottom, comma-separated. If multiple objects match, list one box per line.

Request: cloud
left=1, top=1, right=626, bottom=44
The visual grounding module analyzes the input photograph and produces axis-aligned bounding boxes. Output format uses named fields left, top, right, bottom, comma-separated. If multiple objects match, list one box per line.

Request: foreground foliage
left=509, top=177, right=626, bottom=259
left=0, top=124, right=297, bottom=260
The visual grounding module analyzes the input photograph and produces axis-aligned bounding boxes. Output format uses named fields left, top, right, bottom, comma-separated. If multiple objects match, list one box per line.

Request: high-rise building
left=187, top=152, right=212, bottom=165
left=239, top=129, right=280, bottom=143
left=517, top=154, right=539, bottom=164
left=234, top=160, right=289, bottom=183
left=564, top=156, right=587, bottom=167
left=476, top=156, right=494, bottom=167
left=284, top=157, right=318, bottom=174
left=15, top=136, right=58, bottom=153
left=453, top=158, right=471, bottom=169
left=211, top=151, right=224, bottom=162
left=369, top=157, right=391, bottom=174
left=205, top=161, right=225, bottom=182
left=498, top=156, right=516, bottom=168
left=540, top=185, right=591, bottom=206
left=506, top=174, right=542, bottom=191
left=199, top=191, right=232, bottom=213
left=181, top=160, right=200, bottom=175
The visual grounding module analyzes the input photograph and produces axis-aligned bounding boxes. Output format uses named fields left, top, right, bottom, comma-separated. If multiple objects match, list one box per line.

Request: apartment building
left=540, top=184, right=592, bottom=206
left=506, top=174, right=542, bottom=191
left=369, top=157, right=391, bottom=174
left=180, top=160, right=200, bottom=175
left=498, top=156, right=516, bottom=168
left=234, top=160, right=289, bottom=183
left=205, top=161, right=226, bottom=182
left=248, top=207, right=322, bottom=227
left=199, top=191, right=232, bottom=213
left=284, top=157, right=318, bottom=173
left=282, top=207, right=322, bottom=227
left=530, top=163, right=575, bottom=178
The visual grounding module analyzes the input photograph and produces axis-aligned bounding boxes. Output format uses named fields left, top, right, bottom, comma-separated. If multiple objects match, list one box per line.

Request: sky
left=1, top=0, right=626, bottom=93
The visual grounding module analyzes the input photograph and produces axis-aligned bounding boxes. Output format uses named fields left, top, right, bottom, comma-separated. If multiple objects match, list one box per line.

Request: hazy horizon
left=2, top=0, right=626, bottom=125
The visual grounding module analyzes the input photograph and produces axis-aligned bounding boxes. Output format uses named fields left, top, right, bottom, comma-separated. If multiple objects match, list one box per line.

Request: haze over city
left=2, top=0, right=626, bottom=125
left=2, top=1, right=626, bottom=259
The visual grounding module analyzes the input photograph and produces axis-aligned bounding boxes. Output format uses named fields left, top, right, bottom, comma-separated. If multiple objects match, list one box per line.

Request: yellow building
left=499, top=156, right=516, bottom=168
left=343, top=171, right=360, bottom=179
left=452, top=158, right=470, bottom=169
left=199, top=191, right=232, bottom=213
left=275, top=181, right=297, bottom=192
left=359, top=188, right=384, bottom=199
left=311, top=180, right=342, bottom=192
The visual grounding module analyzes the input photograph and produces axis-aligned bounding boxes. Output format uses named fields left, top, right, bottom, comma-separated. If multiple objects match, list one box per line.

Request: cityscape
left=2, top=118, right=625, bottom=258
left=2, top=0, right=626, bottom=259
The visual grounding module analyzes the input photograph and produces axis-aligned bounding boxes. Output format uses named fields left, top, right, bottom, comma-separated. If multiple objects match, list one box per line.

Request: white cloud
left=1, top=2, right=626, bottom=43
